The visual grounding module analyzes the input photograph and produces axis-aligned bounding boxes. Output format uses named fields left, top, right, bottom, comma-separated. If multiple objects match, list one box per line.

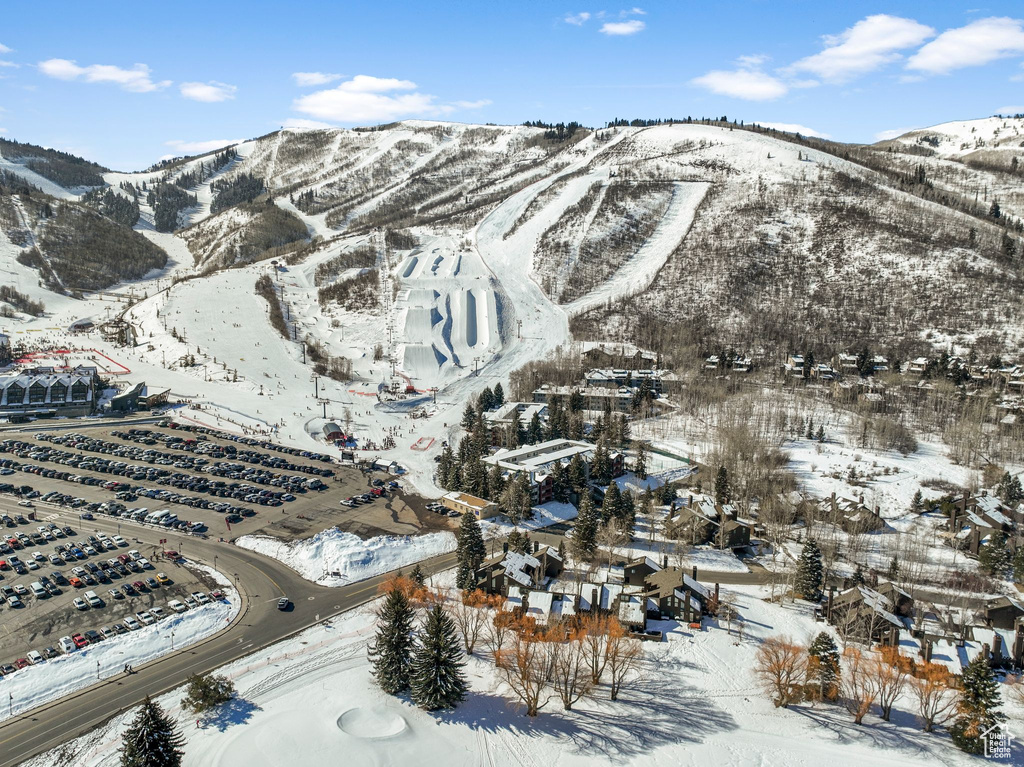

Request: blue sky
left=1, top=1, right=1023, bottom=169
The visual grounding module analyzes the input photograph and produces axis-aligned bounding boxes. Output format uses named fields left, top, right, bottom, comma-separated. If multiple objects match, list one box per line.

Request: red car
left=13, top=658, right=30, bottom=669
left=132, top=580, right=146, bottom=592
left=71, top=633, right=88, bottom=649
left=370, top=487, right=385, bottom=497
left=0, top=560, right=8, bottom=570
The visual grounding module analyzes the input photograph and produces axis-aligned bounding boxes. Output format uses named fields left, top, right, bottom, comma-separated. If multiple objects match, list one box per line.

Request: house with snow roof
left=474, top=543, right=563, bottom=596
left=945, top=491, right=1022, bottom=555
left=827, top=582, right=913, bottom=645
left=667, top=495, right=753, bottom=549
left=482, top=438, right=624, bottom=503
left=818, top=492, right=887, bottom=534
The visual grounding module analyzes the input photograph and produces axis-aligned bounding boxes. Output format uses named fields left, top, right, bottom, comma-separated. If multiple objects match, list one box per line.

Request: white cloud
left=282, top=118, right=335, bottom=130
left=789, top=15, right=934, bottom=81
left=293, top=74, right=446, bottom=122
left=452, top=99, right=492, bottom=109
left=629, top=7, right=646, bottom=15
left=0, top=43, right=10, bottom=54
left=600, top=20, right=645, bottom=36
left=907, top=17, right=1024, bottom=74
left=756, top=121, right=830, bottom=138
left=0, top=60, right=17, bottom=68
left=164, top=138, right=242, bottom=155
left=179, top=81, right=237, bottom=102
left=691, top=68, right=788, bottom=101
left=38, top=59, right=171, bottom=92
left=292, top=71, right=344, bottom=87
left=565, top=12, right=590, bottom=26
left=996, top=105, right=1024, bottom=114
left=874, top=127, right=918, bottom=141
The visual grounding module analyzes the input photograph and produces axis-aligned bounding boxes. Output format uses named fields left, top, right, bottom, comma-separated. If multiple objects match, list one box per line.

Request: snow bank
left=0, top=596, right=237, bottom=722
left=235, top=528, right=457, bottom=585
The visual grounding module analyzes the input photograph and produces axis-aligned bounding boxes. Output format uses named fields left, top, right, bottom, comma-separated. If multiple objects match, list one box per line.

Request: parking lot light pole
left=8, top=692, right=12, bottom=716
left=170, top=630, right=175, bottom=651
left=96, top=659, right=100, bottom=680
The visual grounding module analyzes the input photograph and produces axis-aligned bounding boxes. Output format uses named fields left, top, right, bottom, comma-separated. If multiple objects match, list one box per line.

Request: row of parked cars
left=0, top=589, right=221, bottom=677
left=426, top=501, right=462, bottom=518
left=114, top=427, right=336, bottom=477
left=156, top=421, right=336, bottom=467
left=5, top=436, right=322, bottom=514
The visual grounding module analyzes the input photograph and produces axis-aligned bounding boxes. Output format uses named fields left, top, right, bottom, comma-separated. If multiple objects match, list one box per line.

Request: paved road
left=0, top=510, right=457, bottom=767
left=0, top=512, right=784, bottom=766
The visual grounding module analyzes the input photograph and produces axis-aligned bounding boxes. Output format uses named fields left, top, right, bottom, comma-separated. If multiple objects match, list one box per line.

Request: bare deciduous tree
left=754, top=637, right=807, bottom=708
left=549, top=630, right=592, bottom=710
left=909, top=661, right=960, bottom=732
left=873, top=646, right=912, bottom=721
left=604, top=619, right=644, bottom=701
left=841, top=647, right=878, bottom=724
left=495, top=626, right=555, bottom=717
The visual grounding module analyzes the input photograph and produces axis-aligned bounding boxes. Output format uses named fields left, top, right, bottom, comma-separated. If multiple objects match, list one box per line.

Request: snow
left=887, top=116, right=1024, bottom=159
left=235, top=527, right=456, bottom=585
left=0, top=585, right=238, bottom=722
left=0, top=153, right=84, bottom=201
left=479, top=500, right=579, bottom=537
left=563, top=181, right=709, bottom=317
left=23, top=582, right=1018, bottom=767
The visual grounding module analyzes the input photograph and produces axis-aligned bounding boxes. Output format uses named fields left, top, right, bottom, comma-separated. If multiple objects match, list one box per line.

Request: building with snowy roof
left=482, top=438, right=624, bottom=503
left=0, top=365, right=96, bottom=418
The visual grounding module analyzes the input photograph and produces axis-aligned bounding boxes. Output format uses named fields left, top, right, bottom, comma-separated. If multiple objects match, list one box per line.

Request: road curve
left=0, top=511, right=457, bottom=767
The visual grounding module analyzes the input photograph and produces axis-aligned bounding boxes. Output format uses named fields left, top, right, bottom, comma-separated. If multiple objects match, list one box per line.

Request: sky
left=1, top=1, right=1023, bottom=170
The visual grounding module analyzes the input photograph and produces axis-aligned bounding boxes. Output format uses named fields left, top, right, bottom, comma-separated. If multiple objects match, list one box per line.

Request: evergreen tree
left=911, top=489, right=923, bottom=514
left=802, top=350, right=815, bottom=379
left=950, top=654, right=1005, bottom=754
left=887, top=555, right=900, bottom=582
left=592, top=438, right=612, bottom=486
left=119, top=697, right=185, bottom=767
left=527, top=411, right=544, bottom=444
left=714, top=466, right=730, bottom=504
left=367, top=586, right=415, bottom=695
left=550, top=461, right=569, bottom=503
left=806, top=418, right=814, bottom=440
left=851, top=563, right=865, bottom=585
left=996, top=471, right=1023, bottom=505
left=487, top=464, right=505, bottom=501
left=492, top=381, right=505, bottom=407
left=807, top=632, right=841, bottom=702
left=506, top=409, right=525, bottom=449
left=437, top=444, right=455, bottom=490
left=619, top=488, right=636, bottom=530
left=507, top=528, right=528, bottom=554
left=815, top=424, right=825, bottom=442
left=478, top=386, right=494, bottom=412
left=455, top=510, right=486, bottom=588
left=410, top=563, right=425, bottom=586
left=410, top=606, right=468, bottom=711
left=634, top=441, right=648, bottom=480
left=978, top=533, right=1011, bottom=577
left=181, top=674, right=235, bottom=715
left=601, top=482, right=622, bottom=524
left=570, top=492, right=599, bottom=562
left=567, top=453, right=587, bottom=489
left=795, top=539, right=824, bottom=602
left=1012, top=546, right=1024, bottom=582
left=461, top=402, right=477, bottom=429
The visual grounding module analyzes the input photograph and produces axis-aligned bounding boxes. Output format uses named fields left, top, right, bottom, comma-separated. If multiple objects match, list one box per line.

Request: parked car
left=72, top=597, right=88, bottom=610
left=122, top=615, right=141, bottom=631
left=71, top=633, right=89, bottom=649
left=136, top=611, right=156, bottom=626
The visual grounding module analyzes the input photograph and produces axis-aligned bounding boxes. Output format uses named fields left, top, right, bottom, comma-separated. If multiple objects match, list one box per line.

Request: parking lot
left=0, top=423, right=451, bottom=542
left=0, top=422, right=452, bottom=670
left=0, top=514, right=224, bottom=664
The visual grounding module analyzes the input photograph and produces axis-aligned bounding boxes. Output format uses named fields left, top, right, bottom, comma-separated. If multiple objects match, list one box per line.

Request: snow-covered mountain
left=2, top=116, right=1023, bottom=375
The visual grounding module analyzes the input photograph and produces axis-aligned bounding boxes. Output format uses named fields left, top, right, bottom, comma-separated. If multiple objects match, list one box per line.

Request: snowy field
left=235, top=528, right=457, bottom=585
left=22, top=582, right=1020, bottom=767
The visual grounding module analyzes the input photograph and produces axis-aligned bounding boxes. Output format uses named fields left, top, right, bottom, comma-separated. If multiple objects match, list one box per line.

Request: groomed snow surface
left=23, top=583, right=1019, bottom=767
left=0, top=578, right=239, bottom=723
left=235, top=528, right=457, bottom=585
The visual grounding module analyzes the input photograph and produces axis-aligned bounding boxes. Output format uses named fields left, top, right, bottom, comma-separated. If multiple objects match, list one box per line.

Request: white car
left=150, top=606, right=166, bottom=620
left=138, top=557, right=153, bottom=570
left=191, top=591, right=211, bottom=605
left=112, top=536, right=128, bottom=547
left=73, top=597, right=88, bottom=610
left=122, top=615, right=141, bottom=631
left=27, top=650, right=44, bottom=664
left=58, top=636, right=76, bottom=653
left=168, top=599, right=188, bottom=613
left=136, top=611, right=156, bottom=626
